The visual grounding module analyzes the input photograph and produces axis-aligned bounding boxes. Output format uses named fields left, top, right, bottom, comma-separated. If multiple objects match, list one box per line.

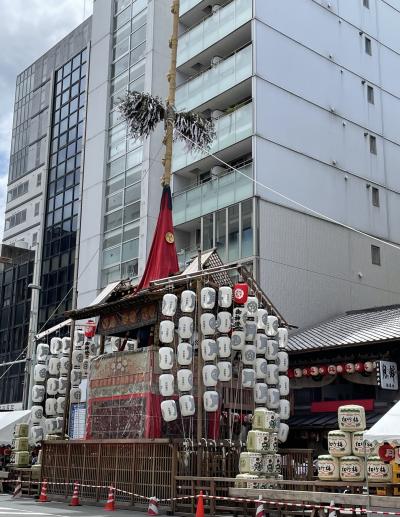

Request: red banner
left=311, top=399, right=374, bottom=413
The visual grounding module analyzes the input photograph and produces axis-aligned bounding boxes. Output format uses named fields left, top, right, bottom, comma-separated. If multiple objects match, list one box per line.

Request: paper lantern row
left=291, top=361, right=375, bottom=378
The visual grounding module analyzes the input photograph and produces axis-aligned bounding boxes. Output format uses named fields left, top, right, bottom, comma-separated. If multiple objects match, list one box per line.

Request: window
left=372, top=187, right=380, bottom=207
left=32, top=233, right=38, bottom=246
left=365, top=37, right=372, bottom=56
left=7, top=180, right=29, bottom=202
left=5, top=209, right=27, bottom=230
left=363, top=0, right=369, bottom=7
left=36, top=173, right=42, bottom=186
left=371, top=245, right=381, bottom=265
left=367, top=85, right=374, bottom=104
left=369, top=135, right=377, bottom=154
left=34, top=202, right=40, bottom=216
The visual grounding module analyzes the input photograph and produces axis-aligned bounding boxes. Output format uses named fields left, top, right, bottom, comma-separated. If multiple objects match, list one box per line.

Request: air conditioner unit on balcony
left=211, top=56, right=222, bottom=67
left=211, top=166, right=227, bottom=177
left=211, top=110, right=223, bottom=120
left=212, top=4, right=221, bottom=14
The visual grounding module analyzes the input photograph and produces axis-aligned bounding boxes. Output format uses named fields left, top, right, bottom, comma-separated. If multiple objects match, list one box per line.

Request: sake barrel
left=162, top=293, right=178, bottom=317
left=231, top=330, right=245, bottom=351
left=274, top=454, right=283, bottom=475
left=178, top=316, right=194, bottom=339
left=253, top=408, right=280, bottom=432
left=14, top=423, right=29, bottom=438
left=266, top=341, right=279, bottom=361
left=279, top=399, right=290, bottom=420
left=246, top=430, right=270, bottom=453
left=278, top=423, right=289, bottom=443
left=178, top=342, right=193, bottom=365
left=201, top=313, right=216, bottom=336
left=201, top=339, right=217, bottom=361
left=318, top=455, right=340, bottom=481
left=159, top=320, right=175, bottom=344
left=266, top=316, right=279, bottom=337
left=218, top=286, right=232, bottom=308
left=217, top=361, right=232, bottom=382
left=352, top=432, right=367, bottom=457
left=364, top=438, right=379, bottom=457
left=254, top=383, right=268, bottom=404
left=201, top=287, right=216, bottom=309
left=328, top=430, right=352, bottom=457
left=217, top=336, right=231, bottom=358
left=179, top=394, right=195, bottom=416
left=203, top=390, right=219, bottom=412
left=255, top=334, right=268, bottom=354
left=235, top=474, right=259, bottom=489
left=262, top=454, right=276, bottom=475
left=257, top=309, right=268, bottom=330
left=159, top=374, right=175, bottom=397
left=245, top=296, right=259, bottom=315
left=338, top=405, right=366, bottom=432
left=161, top=400, right=177, bottom=422
left=239, top=452, right=264, bottom=475
left=243, top=345, right=256, bottom=365
left=14, top=438, right=29, bottom=452
left=242, top=368, right=256, bottom=388
left=367, top=457, right=393, bottom=483
left=216, top=311, right=231, bottom=333
left=181, top=290, right=196, bottom=313
left=13, top=452, right=29, bottom=467
left=277, top=327, right=288, bottom=349
left=340, top=456, right=365, bottom=482
left=268, top=433, right=279, bottom=452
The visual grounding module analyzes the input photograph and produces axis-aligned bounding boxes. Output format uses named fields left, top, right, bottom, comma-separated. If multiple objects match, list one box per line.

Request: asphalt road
left=0, top=495, right=150, bottom=516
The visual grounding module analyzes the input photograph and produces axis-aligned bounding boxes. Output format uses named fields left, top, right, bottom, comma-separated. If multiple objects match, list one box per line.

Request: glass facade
left=101, top=0, right=148, bottom=287
left=39, top=48, right=87, bottom=327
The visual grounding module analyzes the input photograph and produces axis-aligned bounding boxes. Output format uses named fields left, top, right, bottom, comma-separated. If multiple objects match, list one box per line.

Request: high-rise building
left=172, top=0, right=400, bottom=328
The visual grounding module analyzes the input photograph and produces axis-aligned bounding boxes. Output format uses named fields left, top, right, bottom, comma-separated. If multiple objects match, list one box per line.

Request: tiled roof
left=288, top=305, right=400, bottom=353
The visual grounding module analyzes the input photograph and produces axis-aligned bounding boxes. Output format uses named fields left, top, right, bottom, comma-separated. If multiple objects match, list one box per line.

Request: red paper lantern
left=84, top=320, right=96, bottom=338
left=379, top=443, right=395, bottom=463
left=294, top=368, right=303, bottom=378
left=364, top=361, right=374, bottom=373
left=355, top=362, right=365, bottom=373
left=345, top=363, right=355, bottom=374
left=319, top=365, right=328, bottom=376
left=302, top=367, right=310, bottom=377
left=336, top=364, right=345, bottom=374
left=327, top=365, right=337, bottom=375
left=310, top=366, right=319, bottom=377
left=233, top=282, right=248, bottom=304
left=287, top=368, right=295, bottom=379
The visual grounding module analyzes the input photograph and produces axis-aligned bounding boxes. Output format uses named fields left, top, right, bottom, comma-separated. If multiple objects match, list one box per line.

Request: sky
left=0, top=0, right=93, bottom=242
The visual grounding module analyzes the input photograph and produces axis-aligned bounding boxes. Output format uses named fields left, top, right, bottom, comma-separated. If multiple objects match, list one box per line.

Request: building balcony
left=173, top=162, right=253, bottom=225
left=177, top=0, right=252, bottom=71
left=175, top=44, right=252, bottom=113
left=173, top=101, right=253, bottom=173
left=180, top=0, right=225, bottom=25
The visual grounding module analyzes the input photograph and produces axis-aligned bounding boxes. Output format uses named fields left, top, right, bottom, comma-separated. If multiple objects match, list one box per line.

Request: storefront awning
left=0, top=410, right=30, bottom=443
left=364, top=401, right=400, bottom=445
left=289, top=411, right=383, bottom=430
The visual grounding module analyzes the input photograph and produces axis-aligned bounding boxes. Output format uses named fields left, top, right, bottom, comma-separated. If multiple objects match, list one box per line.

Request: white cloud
left=0, top=0, right=93, bottom=241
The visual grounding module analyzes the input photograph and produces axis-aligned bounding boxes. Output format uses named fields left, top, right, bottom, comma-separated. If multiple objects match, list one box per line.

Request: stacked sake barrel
left=318, top=404, right=387, bottom=482
left=11, top=423, right=30, bottom=467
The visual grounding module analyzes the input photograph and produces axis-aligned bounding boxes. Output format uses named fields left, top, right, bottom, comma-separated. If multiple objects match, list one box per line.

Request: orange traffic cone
left=256, top=496, right=265, bottom=517
left=69, top=481, right=81, bottom=506
left=147, top=496, right=159, bottom=515
left=196, top=490, right=205, bottom=517
left=38, top=479, right=48, bottom=503
left=104, top=485, right=115, bottom=511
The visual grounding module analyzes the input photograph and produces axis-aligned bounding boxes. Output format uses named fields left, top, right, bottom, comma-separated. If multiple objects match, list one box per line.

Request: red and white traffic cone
left=38, top=479, right=48, bottom=503
left=12, top=477, right=22, bottom=498
left=69, top=481, right=81, bottom=506
left=196, top=490, right=205, bottom=517
left=104, top=485, right=115, bottom=511
left=147, top=496, right=159, bottom=515
left=256, top=495, right=265, bottom=517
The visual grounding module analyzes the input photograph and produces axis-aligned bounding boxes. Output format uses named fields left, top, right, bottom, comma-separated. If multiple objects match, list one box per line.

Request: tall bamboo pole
left=162, top=0, right=180, bottom=187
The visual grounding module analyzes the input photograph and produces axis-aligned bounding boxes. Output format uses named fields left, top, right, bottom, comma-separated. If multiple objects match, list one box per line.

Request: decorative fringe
left=118, top=91, right=215, bottom=151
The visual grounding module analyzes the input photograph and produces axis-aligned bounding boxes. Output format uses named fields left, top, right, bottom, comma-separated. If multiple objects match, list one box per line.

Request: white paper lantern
left=70, top=387, right=81, bottom=403
left=58, top=376, right=68, bottom=395
left=59, top=356, right=70, bottom=375
left=277, top=352, right=289, bottom=373
left=178, top=316, right=194, bottom=340
left=61, top=337, right=71, bottom=355
left=278, top=423, right=289, bottom=443
left=56, top=397, right=66, bottom=415
left=202, top=365, right=218, bottom=387
left=45, top=418, right=58, bottom=434
left=32, top=384, right=45, bottom=403
left=87, top=341, right=98, bottom=356
left=245, top=296, right=259, bottom=315
left=161, top=400, right=178, bottom=422
left=34, top=364, right=47, bottom=383
left=201, top=313, right=216, bottom=336
left=216, top=312, right=231, bottom=333
left=177, top=369, right=193, bottom=392
left=46, top=378, right=59, bottom=396
left=243, top=345, right=256, bottom=365
left=242, top=368, right=256, bottom=388
left=203, top=390, right=219, bottom=412
left=266, top=316, right=279, bottom=337
left=50, top=337, right=62, bottom=355
left=245, top=322, right=257, bottom=341
left=277, top=328, right=288, bottom=349
left=255, top=334, right=267, bottom=354
left=181, top=290, right=196, bottom=313
left=364, top=361, right=374, bottom=373
left=267, top=388, right=280, bottom=409
left=278, top=375, right=290, bottom=396
left=266, top=340, right=278, bottom=360
left=36, top=343, right=49, bottom=363
left=159, top=320, right=175, bottom=344
left=74, top=330, right=84, bottom=346
left=231, top=330, right=245, bottom=351
left=31, top=406, right=44, bottom=423
left=55, top=417, right=64, bottom=434
left=279, top=399, right=290, bottom=420
left=177, top=342, right=193, bottom=366
left=72, top=350, right=84, bottom=367
left=159, top=347, right=174, bottom=370
left=255, top=358, right=268, bottom=379
left=159, top=374, right=175, bottom=397
left=48, top=357, right=61, bottom=376
left=201, top=339, right=217, bottom=361
left=201, top=287, right=216, bottom=309
left=82, top=359, right=90, bottom=375
left=30, top=425, right=44, bottom=443
left=232, top=307, right=247, bottom=328
left=294, top=368, right=303, bottom=378
left=217, top=336, right=231, bottom=358
left=217, top=361, right=232, bottom=382
left=257, top=309, right=268, bottom=330
left=70, top=369, right=82, bottom=387
left=266, top=364, right=279, bottom=385
left=46, top=398, right=57, bottom=416
left=218, top=286, right=232, bottom=308
left=162, top=293, right=178, bottom=317
left=179, top=394, right=195, bottom=416
left=254, top=383, right=268, bottom=403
